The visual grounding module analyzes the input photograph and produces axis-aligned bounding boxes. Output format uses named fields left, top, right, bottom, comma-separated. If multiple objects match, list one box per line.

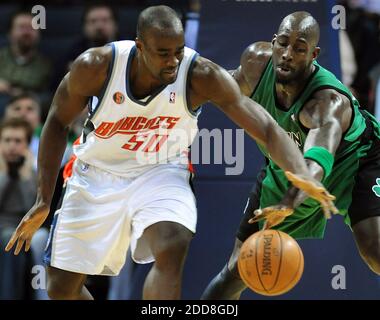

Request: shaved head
left=137, top=5, right=183, bottom=41
left=272, top=12, right=321, bottom=85
left=134, top=6, right=185, bottom=86
left=278, top=11, right=320, bottom=47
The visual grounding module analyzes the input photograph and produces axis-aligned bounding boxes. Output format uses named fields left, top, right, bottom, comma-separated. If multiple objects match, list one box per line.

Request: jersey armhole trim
left=297, top=85, right=355, bottom=137
left=250, top=57, right=272, bottom=99
left=184, top=52, right=201, bottom=118
left=125, top=46, right=168, bottom=106
left=88, top=42, right=117, bottom=121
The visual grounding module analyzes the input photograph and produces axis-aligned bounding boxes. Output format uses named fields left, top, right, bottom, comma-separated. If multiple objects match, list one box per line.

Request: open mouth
left=277, top=65, right=292, bottom=75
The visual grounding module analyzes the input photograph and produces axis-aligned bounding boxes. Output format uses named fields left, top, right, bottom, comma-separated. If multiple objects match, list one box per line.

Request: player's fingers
left=249, top=213, right=272, bottom=224
left=329, top=200, right=339, bottom=214
left=321, top=200, right=332, bottom=220
left=320, top=189, right=336, bottom=201
left=325, top=192, right=336, bottom=201
left=284, top=171, right=316, bottom=186
left=302, top=187, right=334, bottom=203
left=313, top=192, right=336, bottom=206
left=24, top=238, right=31, bottom=252
left=265, top=218, right=277, bottom=229
left=285, top=171, right=297, bottom=181
left=255, top=207, right=284, bottom=216
left=285, top=172, right=326, bottom=194
left=249, top=215, right=265, bottom=224
left=249, top=208, right=274, bottom=223
left=5, top=233, right=17, bottom=251
left=266, top=216, right=285, bottom=229
left=14, top=236, right=26, bottom=255
left=5, top=227, right=22, bottom=252
left=285, top=172, right=328, bottom=195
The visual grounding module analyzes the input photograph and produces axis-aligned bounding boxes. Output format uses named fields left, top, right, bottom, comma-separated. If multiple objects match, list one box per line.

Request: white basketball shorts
left=43, top=160, right=197, bottom=276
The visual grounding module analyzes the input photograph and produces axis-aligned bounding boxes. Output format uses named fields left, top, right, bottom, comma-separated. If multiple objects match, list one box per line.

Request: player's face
left=137, top=30, right=185, bottom=85
left=272, top=31, right=319, bottom=84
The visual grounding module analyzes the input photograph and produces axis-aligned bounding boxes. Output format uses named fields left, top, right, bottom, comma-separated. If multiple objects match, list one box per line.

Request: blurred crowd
left=0, top=0, right=379, bottom=300
left=339, top=0, right=380, bottom=117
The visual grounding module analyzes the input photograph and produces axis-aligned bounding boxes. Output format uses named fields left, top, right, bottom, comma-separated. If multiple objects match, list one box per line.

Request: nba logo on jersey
left=169, top=92, right=176, bottom=103
left=81, top=162, right=90, bottom=172
left=113, top=92, right=125, bottom=104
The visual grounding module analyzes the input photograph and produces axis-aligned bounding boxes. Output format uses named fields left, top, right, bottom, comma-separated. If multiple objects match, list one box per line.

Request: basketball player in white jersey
left=5, top=6, right=336, bottom=299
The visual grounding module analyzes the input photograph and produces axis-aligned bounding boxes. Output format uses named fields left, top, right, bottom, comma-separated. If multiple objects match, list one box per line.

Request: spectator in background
left=341, top=0, right=380, bottom=112
left=52, top=3, right=119, bottom=111
left=184, top=0, right=201, bottom=50
left=3, top=93, right=73, bottom=170
left=0, top=118, right=48, bottom=299
left=369, top=63, right=380, bottom=120
left=0, top=10, right=52, bottom=117
left=65, top=3, right=119, bottom=68
left=339, top=29, right=357, bottom=88
left=4, top=93, right=41, bottom=170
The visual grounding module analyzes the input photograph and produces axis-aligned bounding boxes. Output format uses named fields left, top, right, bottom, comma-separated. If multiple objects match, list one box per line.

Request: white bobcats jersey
left=74, top=40, right=200, bottom=177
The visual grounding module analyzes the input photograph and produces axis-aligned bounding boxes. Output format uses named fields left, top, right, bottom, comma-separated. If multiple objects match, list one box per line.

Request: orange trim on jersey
left=185, top=150, right=195, bottom=174
left=188, top=161, right=194, bottom=174
left=63, top=138, right=80, bottom=182
left=63, top=138, right=195, bottom=179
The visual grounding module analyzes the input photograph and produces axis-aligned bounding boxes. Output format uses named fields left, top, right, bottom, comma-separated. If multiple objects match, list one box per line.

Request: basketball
left=238, top=229, right=304, bottom=296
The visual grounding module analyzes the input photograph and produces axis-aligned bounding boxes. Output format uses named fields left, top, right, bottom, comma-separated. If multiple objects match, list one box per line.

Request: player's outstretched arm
left=281, top=90, right=351, bottom=212
left=5, top=47, right=111, bottom=254
left=190, top=56, right=336, bottom=215
left=251, top=89, right=347, bottom=228
left=191, top=56, right=311, bottom=177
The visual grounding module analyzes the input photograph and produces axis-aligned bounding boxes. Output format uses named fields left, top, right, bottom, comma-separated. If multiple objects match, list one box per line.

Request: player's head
left=135, top=5, right=185, bottom=85
left=272, top=11, right=320, bottom=85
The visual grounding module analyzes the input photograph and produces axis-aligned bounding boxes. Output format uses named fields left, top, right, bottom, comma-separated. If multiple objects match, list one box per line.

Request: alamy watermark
left=332, top=5, right=346, bottom=30
left=31, top=263, right=349, bottom=292
left=31, top=265, right=46, bottom=290
left=331, top=264, right=346, bottom=290
left=120, top=128, right=246, bottom=176
left=31, top=5, right=46, bottom=30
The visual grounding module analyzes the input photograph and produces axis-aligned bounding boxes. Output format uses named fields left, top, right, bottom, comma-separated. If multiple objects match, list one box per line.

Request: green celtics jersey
left=252, top=58, right=380, bottom=239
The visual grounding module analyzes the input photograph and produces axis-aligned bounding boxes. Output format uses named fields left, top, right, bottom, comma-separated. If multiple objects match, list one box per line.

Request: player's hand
left=249, top=205, right=293, bottom=229
left=285, top=171, right=338, bottom=219
left=5, top=204, right=50, bottom=255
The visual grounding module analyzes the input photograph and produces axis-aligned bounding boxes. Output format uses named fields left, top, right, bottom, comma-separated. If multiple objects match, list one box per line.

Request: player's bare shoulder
left=241, top=42, right=272, bottom=71
left=301, top=88, right=352, bottom=131
left=191, top=56, right=227, bottom=83
left=240, top=42, right=271, bottom=84
left=189, top=56, right=236, bottom=109
left=233, top=42, right=272, bottom=96
left=69, top=46, right=113, bottom=97
left=308, top=88, right=352, bottom=115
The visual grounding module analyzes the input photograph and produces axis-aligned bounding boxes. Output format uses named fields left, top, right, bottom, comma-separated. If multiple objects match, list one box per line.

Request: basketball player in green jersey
left=202, top=11, right=380, bottom=299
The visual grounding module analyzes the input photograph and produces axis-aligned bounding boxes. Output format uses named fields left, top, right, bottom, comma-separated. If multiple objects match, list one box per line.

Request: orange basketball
left=238, top=229, right=304, bottom=296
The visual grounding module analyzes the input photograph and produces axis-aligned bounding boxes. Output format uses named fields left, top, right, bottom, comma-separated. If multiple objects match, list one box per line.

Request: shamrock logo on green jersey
left=372, top=178, right=380, bottom=197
